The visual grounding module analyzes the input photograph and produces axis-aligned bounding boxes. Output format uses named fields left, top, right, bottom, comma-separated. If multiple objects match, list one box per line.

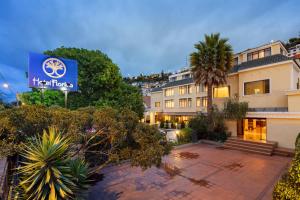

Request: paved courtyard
left=88, top=143, right=291, bottom=200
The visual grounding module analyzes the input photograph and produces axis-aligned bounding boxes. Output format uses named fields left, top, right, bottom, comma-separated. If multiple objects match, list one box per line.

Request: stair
left=273, top=147, right=295, bottom=157
left=223, top=137, right=277, bottom=156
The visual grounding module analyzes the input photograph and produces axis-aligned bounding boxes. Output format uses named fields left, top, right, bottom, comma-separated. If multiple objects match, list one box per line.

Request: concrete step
left=224, top=145, right=272, bottom=156
left=273, top=147, right=295, bottom=157
left=225, top=140, right=274, bottom=151
left=224, top=137, right=277, bottom=156
left=223, top=143, right=273, bottom=154
left=227, top=137, right=277, bottom=147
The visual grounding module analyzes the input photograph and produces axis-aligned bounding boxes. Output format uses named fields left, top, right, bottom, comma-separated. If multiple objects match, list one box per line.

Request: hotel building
left=149, top=41, right=300, bottom=150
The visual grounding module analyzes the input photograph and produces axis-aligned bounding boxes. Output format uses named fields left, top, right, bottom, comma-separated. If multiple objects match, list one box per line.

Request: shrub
left=180, top=121, right=185, bottom=129
left=18, top=128, right=90, bottom=199
left=273, top=134, right=300, bottom=199
left=189, top=113, right=209, bottom=139
left=177, top=128, right=192, bottom=144
left=160, top=120, right=165, bottom=129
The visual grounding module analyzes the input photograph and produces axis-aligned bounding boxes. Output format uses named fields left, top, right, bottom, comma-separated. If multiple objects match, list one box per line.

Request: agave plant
left=17, top=127, right=90, bottom=200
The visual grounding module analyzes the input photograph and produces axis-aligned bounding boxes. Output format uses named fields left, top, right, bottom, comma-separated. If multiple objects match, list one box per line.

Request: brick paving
left=88, top=143, right=291, bottom=200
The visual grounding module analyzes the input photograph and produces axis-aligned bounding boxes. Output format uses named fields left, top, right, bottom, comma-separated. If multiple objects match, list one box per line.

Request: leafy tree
left=44, top=47, right=122, bottom=108
left=96, top=82, right=145, bottom=118
left=285, top=37, right=300, bottom=49
left=19, top=88, right=64, bottom=107
left=17, top=128, right=90, bottom=200
left=190, top=33, right=233, bottom=128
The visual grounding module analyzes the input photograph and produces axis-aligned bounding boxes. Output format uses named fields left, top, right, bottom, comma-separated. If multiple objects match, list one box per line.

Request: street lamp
left=61, top=82, right=71, bottom=108
left=1, top=83, right=19, bottom=107
left=2, top=83, right=9, bottom=88
left=40, top=81, right=47, bottom=105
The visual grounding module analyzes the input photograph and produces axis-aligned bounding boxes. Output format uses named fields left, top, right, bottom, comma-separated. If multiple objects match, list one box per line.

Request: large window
left=244, top=79, right=270, bottom=95
left=247, top=47, right=271, bottom=61
left=196, top=84, right=207, bottom=93
left=179, top=85, right=192, bottom=95
left=179, top=98, right=192, bottom=108
left=196, top=97, right=207, bottom=107
left=165, top=100, right=174, bottom=108
left=165, top=88, right=174, bottom=96
left=213, top=86, right=230, bottom=98
left=155, top=102, right=160, bottom=107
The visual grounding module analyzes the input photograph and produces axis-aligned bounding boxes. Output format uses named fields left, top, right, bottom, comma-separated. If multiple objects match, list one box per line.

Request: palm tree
left=190, top=33, right=233, bottom=126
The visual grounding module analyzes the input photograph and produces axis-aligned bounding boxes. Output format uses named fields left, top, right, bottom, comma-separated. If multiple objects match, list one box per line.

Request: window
left=213, top=86, right=230, bottom=98
left=201, top=97, right=207, bottom=107
left=179, top=98, right=192, bottom=108
left=179, top=86, right=186, bottom=95
left=247, top=47, right=272, bottom=61
left=179, top=85, right=192, bottom=95
left=196, top=98, right=201, bottom=107
left=188, top=98, right=192, bottom=107
left=182, top=74, right=190, bottom=79
left=188, top=85, right=192, bottom=94
left=196, top=84, right=207, bottom=93
left=155, top=102, right=160, bottom=107
left=196, top=97, right=207, bottom=107
left=165, top=88, right=174, bottom=96
left=165, top=100, right=174, bottom=108
left=244, top=79, right=270, bottom=95
left=234, top=57, right=238, bottom=65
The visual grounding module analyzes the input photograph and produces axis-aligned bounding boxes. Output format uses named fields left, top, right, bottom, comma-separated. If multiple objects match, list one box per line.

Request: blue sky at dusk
left=0, top=0, right=299, bottom=101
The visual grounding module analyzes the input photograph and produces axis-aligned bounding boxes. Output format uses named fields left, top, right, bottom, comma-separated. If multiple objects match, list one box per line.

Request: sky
left=0, top=0, right=299, bottom=101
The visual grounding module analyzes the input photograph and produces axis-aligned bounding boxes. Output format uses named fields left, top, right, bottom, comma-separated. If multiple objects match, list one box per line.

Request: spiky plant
left=17, top=127, right=89, bottom=200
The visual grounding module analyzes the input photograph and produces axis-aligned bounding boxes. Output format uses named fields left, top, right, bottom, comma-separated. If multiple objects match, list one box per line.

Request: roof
left=151, top=87, right=163, bottom=92
left=231, top=54, right=293, bottom=73
left=150, top=54, right=296, bottom=93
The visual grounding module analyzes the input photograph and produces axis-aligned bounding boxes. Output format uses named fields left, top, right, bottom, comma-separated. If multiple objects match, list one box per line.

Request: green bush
left=273, top=133, right=300, bottom=199
left=189, top=113, right=208, bottom=139
left=177, top=127, right=192, bottom=144
left=180, top=121, right=185, bottom=129
left=160, top=120, right=165, bottom=129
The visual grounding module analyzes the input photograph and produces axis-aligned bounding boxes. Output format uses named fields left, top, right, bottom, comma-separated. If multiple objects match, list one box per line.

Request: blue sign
left=28, top=52, right=78, bottom=91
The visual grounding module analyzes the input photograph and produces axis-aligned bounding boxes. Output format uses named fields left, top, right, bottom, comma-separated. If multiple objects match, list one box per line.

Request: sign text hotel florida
left=28, top=52, right=78, bottom=91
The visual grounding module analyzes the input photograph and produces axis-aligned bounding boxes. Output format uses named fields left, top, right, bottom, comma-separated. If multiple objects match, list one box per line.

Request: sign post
left=28, top=52, right=78, bottom=107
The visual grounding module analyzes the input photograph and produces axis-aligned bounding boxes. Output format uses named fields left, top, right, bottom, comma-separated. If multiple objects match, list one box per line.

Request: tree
left=190, top=33, right=233, bottom=128
left=19, top=88, right=64, bottom=107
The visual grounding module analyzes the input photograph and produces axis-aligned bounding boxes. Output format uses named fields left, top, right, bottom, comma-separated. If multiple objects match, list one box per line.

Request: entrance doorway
left=242, top=118, right=266, bottom=141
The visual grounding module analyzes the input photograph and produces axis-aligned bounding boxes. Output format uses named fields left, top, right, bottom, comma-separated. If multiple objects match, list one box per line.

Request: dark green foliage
left=285, top=37, right=300, bottom=49
left=273, top=133, right=300, bottom=199
left=223, top=98, right=248, bottom=120
left=180, top=121, right=185, bottom=129
left=188, top=108, right=228, bottom=142
left=177, top=128, right=192, bottom=144
left=160, top=119, right=165, bottom=129
left=20, top=89, right=64, bottom=107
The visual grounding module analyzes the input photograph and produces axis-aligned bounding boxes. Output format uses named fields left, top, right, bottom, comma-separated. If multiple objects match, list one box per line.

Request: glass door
left=243, top=118, right=266, bottom=141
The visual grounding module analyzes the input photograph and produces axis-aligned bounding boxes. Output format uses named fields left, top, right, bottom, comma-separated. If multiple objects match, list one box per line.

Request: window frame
left=243, top=79, right=271, bottom=96
left=155, top=102, right=161, bottom=108
left=213, top=86, right=230, bottom=98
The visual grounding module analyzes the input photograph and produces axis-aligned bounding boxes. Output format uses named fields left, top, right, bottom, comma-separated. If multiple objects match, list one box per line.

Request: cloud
left=0, top=0, right=299, bottom=98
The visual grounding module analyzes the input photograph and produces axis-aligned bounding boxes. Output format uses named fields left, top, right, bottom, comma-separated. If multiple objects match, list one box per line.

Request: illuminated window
left=244, top=79, right=270, bottom=95
left=213, top=86, right=230, bottom=98
left=188, top=85, right=192, bottom=94
left=247, top=48, right=272, bottom=61
left=196, top=97, right=207, bottom=107
left=196, top=84, right=207, bottom=93
left=179, top=86, right=186, bottom=95
left=165, top=88, right=174, bottom=96
left=155, top=102, right=160, bottom=107
left=165, top=115, right=171, bottom=121
left=179, top=99, right=187, bottom=107
left=201, top=97, right=207, bottom=107
left=165, top=100, right=174, bottom=108
left=188, top=98, right=192, bottom=107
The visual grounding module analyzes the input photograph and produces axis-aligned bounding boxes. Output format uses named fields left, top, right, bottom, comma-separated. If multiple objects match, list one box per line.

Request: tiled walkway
left=88, top=143, right=291, bottom=200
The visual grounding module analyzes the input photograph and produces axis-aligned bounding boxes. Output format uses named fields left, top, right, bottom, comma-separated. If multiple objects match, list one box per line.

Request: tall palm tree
left=190, top=33, right=233, bottom=125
